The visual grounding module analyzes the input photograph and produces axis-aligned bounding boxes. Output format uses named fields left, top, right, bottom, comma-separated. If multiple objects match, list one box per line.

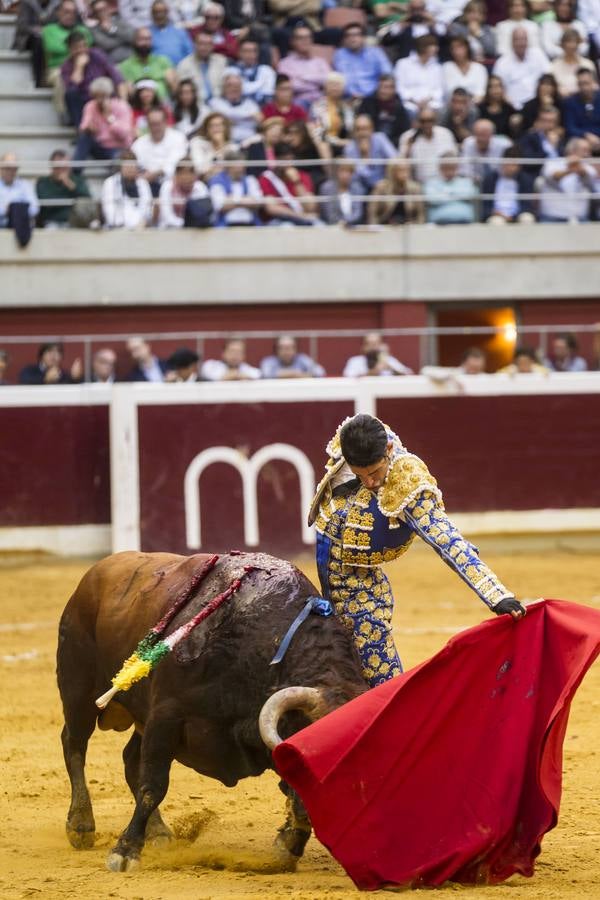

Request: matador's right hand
left=494, top=598, right=526, bottom=620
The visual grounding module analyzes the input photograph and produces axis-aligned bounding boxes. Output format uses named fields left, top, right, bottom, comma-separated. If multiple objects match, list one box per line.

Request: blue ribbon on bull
left=270, top=596, right=333, bottom=665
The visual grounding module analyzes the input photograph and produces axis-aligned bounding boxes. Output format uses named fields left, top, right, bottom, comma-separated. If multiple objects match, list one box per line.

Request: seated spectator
left=269, top=0, right=333, bottom=58
left=0, top=349, right=8, bottom=385
left=190, top=2, right=239, bottom=60
left=245, top=116, right=285, bottom=175
left=477, top=75, right=518, bottom=138
left=90, top=347, right=117, bottom=382
left=162, top=0, right=201, bottom=27
left=518, top=106, right=565, bottom=185
left=119, top=0, right=154, bottom=29
left=13, top=0, right=62, bottom=88
left=132, top=107, right=188, bottom=195
left=36, top=149, right=91, bottom=228
left=119, top=26, right=176, bottom=102
left=42, top=1, right=91, bottom=84
left=442, top=36, right=488, bottom=105
left=493, top=28, right=550, bottom=111
left=343, top=332, right=413, bottom=377
left=333, top=22, right=393, bottom=100
left=258, top=142, right=319, bottom=225
left=460, top=118, right=512, bottom=181
left=209, top=71, right=262, bottom=144
left=460, top=346, right=486, bottom=373
left=310, top=73, right=355, bottom=155
left=399, top=108, right=456, bottom=183
left=543, top=332, right=588, bottom=371
left=424, top=152, right=477, bottom=224
left=189, top=112, right=239, bottom=178
left=126, top=336, right=168, bottom=381
left=277, top=25, right=331, bottom=108
left=159, top=157, right=213, bottom=227
left=379, top=0, right=443, bottom=60
left=262, top=75, right=308, bottom=126
left=73, top=76, right=134, bottom=161
left=357, top=74, right=410, bottom=147
left=149, top=0, right=192, bottom=65
left=260, top=335, right=325, bottom=378
left=394, top=34, right=444, bottom=117
left=131, top=78, right=174, bottom=136
left=318, top=162, right=365, bottom=226
left=61, top=30, right=126, bottom=127
left=201, top=338, right=261, bottom=380
left=481, top=145, right=536, bottom=222
left=563, top=69, right=600, bottom=148
left=0, top=152, right=39, bottom=229
left=219, top=0, right=271, bottom=52
left=448, top=0, right=496, bottom=62
left=496, top=0, right=542, bottom=56
left=101, top=149, right=154, bottom=227
left=165, top=347, right=202, bottom=381
left=519, top=73, right=563, bottom=134
left=368, top=159, right=425, bottom=224
left=551, top=30, right=596, bottom=98
left=541, top=0, right=588, bottom=59
left=284, top=120, right=331, bottom=188
left=497, top=345, right=548, bottom=374
left=577, top=0, right=600, bottom=47
left=233, top=38, right=275, bottom=105
left=441, top=87, right=477, bottom=145
left=173, top=79, right=204, bottom=137
left=177, top=32, right=227, bottom=103
left=209, top=150, right=263, bottom=225
left=344, top=114, right=397, bottom=191
left=538, top=136, right=595, bottom=222
left=90, top=0, right=134, bottom=64
left=19, top=342, right=82, bottom=385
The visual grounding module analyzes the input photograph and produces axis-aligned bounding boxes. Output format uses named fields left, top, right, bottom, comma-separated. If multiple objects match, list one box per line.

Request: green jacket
left=36, top=174, right=91, bottom=226
left=118, top=53, right=173, bottom=101
left=41, top=23, right=92, bottom=70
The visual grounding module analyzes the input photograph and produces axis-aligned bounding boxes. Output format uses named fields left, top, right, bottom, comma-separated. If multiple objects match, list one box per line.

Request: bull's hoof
left=106, top=851, right=141, bottom=873
left=273, top=832, right=303, bottom=871
left=275, top=825, right=311, bottom=859
left=66, top=822, right=96, bottom=850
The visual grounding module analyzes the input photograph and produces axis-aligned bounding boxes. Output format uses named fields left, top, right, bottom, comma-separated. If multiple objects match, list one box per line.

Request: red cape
left=273, top=600, right=600, bottom=890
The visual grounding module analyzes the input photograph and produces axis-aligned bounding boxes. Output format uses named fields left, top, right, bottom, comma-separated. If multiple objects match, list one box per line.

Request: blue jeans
left=73, top=131, right=120, bottom=163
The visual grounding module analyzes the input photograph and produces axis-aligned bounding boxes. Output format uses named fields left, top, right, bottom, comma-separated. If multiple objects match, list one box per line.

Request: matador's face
left=348, top=442, right=393, bottom=492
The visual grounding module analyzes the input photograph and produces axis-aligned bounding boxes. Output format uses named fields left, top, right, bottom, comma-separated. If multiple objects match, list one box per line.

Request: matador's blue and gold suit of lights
left=309, top=418, right=515, bottom=687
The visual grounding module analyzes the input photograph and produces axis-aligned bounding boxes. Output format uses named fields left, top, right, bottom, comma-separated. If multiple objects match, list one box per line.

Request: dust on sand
left=0, top=546, right=599, bottom=900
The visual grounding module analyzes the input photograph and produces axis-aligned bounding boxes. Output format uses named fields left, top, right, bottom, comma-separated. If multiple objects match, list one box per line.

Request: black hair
left=342, top=21, right=366, bottom=35
left=38, top=341, right=63, bottom=361
left=174, top=78, right=200, bottom=124
left=461, top=345, right=485, bottom=362
left=555, top=331, right=578, bottom=351
left=167, top=347, right=199, bottom=368
left=513, top=345, right=537, bottom=362
left=340, top=415, right=388, bottom=467
left=275, top=74, right=291, bottom=86
left=274, top=141, right=294, bottom=158
left=66, top=29, right=87, bottom=47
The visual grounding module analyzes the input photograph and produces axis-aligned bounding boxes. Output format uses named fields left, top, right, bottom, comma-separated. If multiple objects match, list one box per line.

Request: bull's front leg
left=275, top=785, right=312, bottom=866
left=107, top=714, right=181, bottom=872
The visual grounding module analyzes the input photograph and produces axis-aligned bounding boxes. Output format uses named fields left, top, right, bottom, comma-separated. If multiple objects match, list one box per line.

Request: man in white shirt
left=233, top=38, right=275, bottom=105
left=394, top=34, right=444, bottom=117
left=0, top=152, right=39, bottom=228
left=492, top=28, right=550, bottom=110
left=176, top=31, right=226, bottom=103
left=399, top=107, right=456, bottom=183
left=201, top=339, right=261, bottom=381
left=209, top=71, right=261, bottom=144
left=132, top=107, right=187, bottom=194
left=538, top=136, right=595, bottom=222
left=343, top=332, right=413, bottom=377
left=460, top=118, right=512, bottom=181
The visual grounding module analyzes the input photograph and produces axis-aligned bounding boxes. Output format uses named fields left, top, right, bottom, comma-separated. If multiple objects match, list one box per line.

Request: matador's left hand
left=494, top=598, right=526, bottom=620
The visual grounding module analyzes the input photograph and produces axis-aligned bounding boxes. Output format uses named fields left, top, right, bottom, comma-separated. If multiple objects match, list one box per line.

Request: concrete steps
left=0, top=125, right=75, bottom=161
left=0, top=90, right=59, bottom=126
left=0, top=49, right=34, bottom=88
left=0, top=14, right=16, bottom=50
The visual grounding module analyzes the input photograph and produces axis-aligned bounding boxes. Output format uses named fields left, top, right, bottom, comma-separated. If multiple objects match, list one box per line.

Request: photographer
left=343, top=333, right=414, bottom=377
left=379, top=0, right=446, bottom=64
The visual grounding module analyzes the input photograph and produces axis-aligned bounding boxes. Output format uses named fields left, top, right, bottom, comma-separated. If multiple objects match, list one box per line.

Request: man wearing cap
left=0, top=153, right=39, bottom=229
left=309, top=414, right=525, bottom=687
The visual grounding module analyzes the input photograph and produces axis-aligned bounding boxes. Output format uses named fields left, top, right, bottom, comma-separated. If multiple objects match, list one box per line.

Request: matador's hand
left=494, top=598, right=526, bottom=620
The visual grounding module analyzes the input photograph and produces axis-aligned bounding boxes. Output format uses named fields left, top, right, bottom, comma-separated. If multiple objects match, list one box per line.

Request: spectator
left=245, top=116, right=285, bottom=175
left=149, top=0, right=193, bottom=65
left=0, top=349, right=8, bottom=385
left=177, top=32, right=227, bottom=103
left=448, top=1, right=496, bottom=62
left=101, top=149, right=154, bottom=227
left=258, top=142, right=319, bottom=225
left=357, top=74, right=410, bottom=147
left=119, top=26, right=176, bottom=101
left=90, top=0, right=134, bottom=64
left=519, top=73, right=563, bottom=133
left=543, top=332, right=588, bottom=371
left=165, top=347, right=202, bottom=381
left=201, top=338, right=261, bottom=379
left=551, top=29, right=596, bottom=98
left=477, top=74, right=518, bottom=138
left=460, top=118, right=511, bottom=181
left=164, top=0, right=203, bottom=26
left=538, top=136, right=595, bottom=222
left=310, top=72, right=355, bottom=155
left=190, top=2, right=239, bottom=60
left=260, top=335, right=325, bottom=378
left=441, top=87, right=478, bottom=145
left=333, top=22, right=393, bottom=100
left=284, top=120, right=330, bottom=187
left=233, top=38, right=275, bottom=105
left=496, top=0, right=542, bottom=56
left=90, top=348, right=117, bottom=382
left=132, top=106, right=188, bottom=194
left=36, top=149, right=91, bottom=228
left=424, top=152, right=477, bottom=224
left=60, top=30, right=126, bottom=127
left=460, top=346, right=486, bottom=373
left=0, top=153, right=39, bottom=229
left=209, top=150, right=263, bottom=225
left=269, top=0, right=329, bottom=58
left=19, top=342, right=82, bottom=385
left=126, top=336, right=168, bottom=381
left=209, top=71, right=262, bottom=144
left=318, top=162, right=365, bottom=225
left=518, top=106, right=565, bottom=185
left=189, top=112, right=239, bottom=178
left=399, top=107, right=456, bottom=183
left=42, top=1, right=91, bottom=77
left=173, top=79, right=204, bottom=137
left=442, top=35, right=488, bottom=104
left=368, top=159, right=425, bottom=224
left=131, top=78, right=174, bottom=136
left=344, top=114, right=397, bottom=191
left=13, top=0, right=62, bottom=87
left=262, top=74, right=308, bottom=125
left=563, top=69, right=600, bottom=148
left=578, top=0, right=600, bottom=43
left=393, top=34, right=444, bottom=117
left=73, top=76, right=134, bottom=161
left=219, top=0, right=271, bottom=52
left=541, top=0, right=588, bottom=59
left=119, top=0, right=154, bottom=29
left=379, top=0, right=444, bottom=63
left=343, top=332, right=413, bottom=377
left=481, top=145, right=536, bottom=222
left=159, top=157, right=213, bottom=227
left=277, top=25, right=331, bottom=108
left=493, top=28, right=551, bottom=111
left=497, top=346, right=548, bottom=374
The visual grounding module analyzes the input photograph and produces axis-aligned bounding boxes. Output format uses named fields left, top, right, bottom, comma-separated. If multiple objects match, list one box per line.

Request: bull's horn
left=259, top=686, right=328, bottom=751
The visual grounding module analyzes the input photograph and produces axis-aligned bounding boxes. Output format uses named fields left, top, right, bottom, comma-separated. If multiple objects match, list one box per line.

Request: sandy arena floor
left=0, top=546, right=599, bottom=900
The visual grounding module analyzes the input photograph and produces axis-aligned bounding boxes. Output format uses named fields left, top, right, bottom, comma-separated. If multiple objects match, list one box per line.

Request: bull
left=57, top=550, right=367, bottom=872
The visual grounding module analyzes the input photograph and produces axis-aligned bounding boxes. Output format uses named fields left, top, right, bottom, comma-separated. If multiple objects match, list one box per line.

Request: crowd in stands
left=0, top=330, right=596, bottom=384
left=2, top=0, right=600, bottom=229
